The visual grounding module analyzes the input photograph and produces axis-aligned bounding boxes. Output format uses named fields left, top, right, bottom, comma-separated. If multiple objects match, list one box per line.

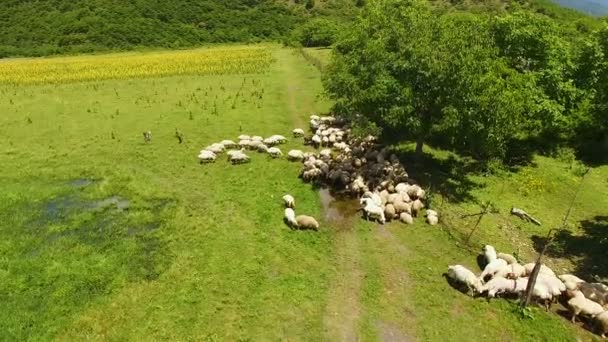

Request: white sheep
left=268, top=147, right=283, bottom=158
left=220, top=140, right=237, bottom=148
left=205, top=143, right=225, bottom=154
left=537, top=274, right=566, bottom=298
left=284, top=208, right=297, bottom=227
left=287, top=150, right=304, bottom=161
left=483, top=245, right=498, bottom=264
left=426, top=209, right=438, bottom=217
left=596, top=310, right=608, bottom=338
left=238, top=134, right=250, bottom=140
left=198, top=150, right=216, bottom=163
left=283, top=194, right=295, bottom=208
left=270, top=135, right=287, bottom=144
left=292, top=128, right=305, bottom=137
left=497, top=253, right=517, bottom=265
left=400, top=212, right=414, bottom=224
left=411, top=199, right=424, bottom=217
left=494, top=263, right=526, bottom=279
left=427, top=215, right=439, bottom=225
left=257, top=144, right=269, bottom=153
left=394, top=183, right=409, bottom=194
left=230, top=151, right=250, bottom=164
left=360, top=198, right=385, bottom=224
left=446, top=265, right=482, bottom=295
left=482, top=276, right=519, bottom=298
left=251, top=135, right=263, bottom=142
left=384, top=204, right=396, bottom=221
left=480, top=258, right=508, bottom=282
left=239, top=139, right=251, bottom=148
left=523, top=263, right=555, bottom=277
left=568, top=290, right=605, bottom=323
left=558, top=274, right=585, bottom=291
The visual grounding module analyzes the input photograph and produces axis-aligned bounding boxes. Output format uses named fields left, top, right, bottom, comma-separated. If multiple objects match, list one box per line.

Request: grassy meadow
left=0, top=45, right=606, bottom=341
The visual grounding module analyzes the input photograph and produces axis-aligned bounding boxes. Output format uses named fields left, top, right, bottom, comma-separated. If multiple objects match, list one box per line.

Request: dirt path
left=276, top=49, right=364, bottom=340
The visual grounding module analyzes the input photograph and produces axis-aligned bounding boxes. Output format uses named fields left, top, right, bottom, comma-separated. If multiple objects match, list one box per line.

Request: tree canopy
left=324, top=0, right=608, bottom=163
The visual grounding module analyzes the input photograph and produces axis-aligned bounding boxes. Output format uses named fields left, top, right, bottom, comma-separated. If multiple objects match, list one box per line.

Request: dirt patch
left=377, top=320, right=412, bottom=342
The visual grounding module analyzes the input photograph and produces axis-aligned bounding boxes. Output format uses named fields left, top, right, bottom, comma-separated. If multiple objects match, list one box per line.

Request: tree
left=323, top=0, right=538, bottom=161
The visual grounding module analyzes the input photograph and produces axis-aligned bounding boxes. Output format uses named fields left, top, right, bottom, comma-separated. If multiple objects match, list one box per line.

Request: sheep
left=579, top=283, right=608, bottom=306
left=270, top=135, right=287, bottom=144
left=319, top=149, right=332, bottom=158
left=392, top=200, right=411, bottom=215
left=596, top=310, right=608, bottom=338
left=239, top=139, right=251, bottom=148
left=238, top=134, right=250, bottom=141
left=483, top=245, right=498, bottom=264
left=400, top=212, right=414, bottom=224
left=536, top=274, right=566, bottom=299
left=497, top=253, right=517, bottom=265
left=568, top=290, right=605, bottom=323
left=387, top=193, right=400, bottom=204
left=482, top=276, right=527, bottom=298
left=311, top=135, right=322, bottom=147
left=384, top=204, right=396, bottom=221
left=198, top=150, right=216, bottom=163
left=379, top=190, right=389, bottom=205
left=395, top=182, right=409, bottom=194
left=446, top=265, right=482, bottom=295
left=411, top=199, right=424, bottom=217
left=220, top=140, right=237, bottom=148
left=523, top=263, right=555, bottom=277
left=293, top=128, right=305, bottom=137
left=295, top=215, right=319, bottom=231
left=559, top=274, right=586, bottom=291
left=426, top=209, right=438, bottom=217
left=360, top=198, right=386, bottom=224
left=427, top=215, right=439, bottom=225
left=407, top=184, right=421, bottom=199
left=283, top=194, right=295, bottom=208
left=257, top=144, right=269, bottom=153
left=532, top=281, right=554, bottom=310
left=248, top=140, right=263, bottom=149
left=400, top=191, right=412, bottom=203
left=480, top=258, right=508, bottom=282
left=251, top=135, right=263, bottom=142
left=284, top=208, right=297, bottom=227
left=226, top=148, right=246, bottom=158
left=494, top=263, right=526, bottom=280
left=230, top=151, right=250, bottom=164
left=205, top=143, right=225, bottom=154
left=310, top=114, right=320, bottom=121
left=268, top=147, right=283, bottom=158
left=287, top=149, right=305, bottom=161
left=143, top=130, right=152, bottom=143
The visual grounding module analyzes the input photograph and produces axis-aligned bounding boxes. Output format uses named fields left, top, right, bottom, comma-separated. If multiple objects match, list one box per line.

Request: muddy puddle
left=318, top=188, right=359, bottom=230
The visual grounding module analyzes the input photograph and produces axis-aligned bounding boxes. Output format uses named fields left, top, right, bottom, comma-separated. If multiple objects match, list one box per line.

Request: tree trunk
left=415, top=136, right=424, bottom=157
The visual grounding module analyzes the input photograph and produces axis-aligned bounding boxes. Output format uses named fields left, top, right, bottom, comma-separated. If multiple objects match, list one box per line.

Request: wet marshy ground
left=318, top=188, right=360, bottom=230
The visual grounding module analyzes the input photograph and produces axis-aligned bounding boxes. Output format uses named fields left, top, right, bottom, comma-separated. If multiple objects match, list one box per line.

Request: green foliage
left=0, top=0, right=303, bottom=57
left=290, top=18, right=340, bottom=47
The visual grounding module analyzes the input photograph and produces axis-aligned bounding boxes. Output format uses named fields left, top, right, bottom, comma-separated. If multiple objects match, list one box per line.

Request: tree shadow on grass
left=392, top=148, right=482, bottom=204
left=531, top=216, right=608, bottom=280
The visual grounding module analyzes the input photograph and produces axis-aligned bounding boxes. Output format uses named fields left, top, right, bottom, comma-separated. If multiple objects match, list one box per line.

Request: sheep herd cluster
left=296, top=114, right=438, bottom=226
left=447, top=245, right=608, bottom=337
left=197, top=134, right=288, bottom=164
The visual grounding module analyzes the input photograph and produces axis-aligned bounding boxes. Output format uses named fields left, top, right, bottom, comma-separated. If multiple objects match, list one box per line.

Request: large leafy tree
left=323, top=0, right=538, bottom=160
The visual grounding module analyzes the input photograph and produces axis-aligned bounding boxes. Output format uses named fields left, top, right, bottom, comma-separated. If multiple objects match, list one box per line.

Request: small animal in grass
left=143, top=130, right=152, bottom=143
left=175, top=129, right=184, bottom=144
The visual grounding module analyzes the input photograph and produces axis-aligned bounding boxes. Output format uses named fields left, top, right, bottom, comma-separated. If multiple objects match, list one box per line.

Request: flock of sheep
left=197, top=134, right=288, bottom=164
left=446, top=245, right=608, bottom=337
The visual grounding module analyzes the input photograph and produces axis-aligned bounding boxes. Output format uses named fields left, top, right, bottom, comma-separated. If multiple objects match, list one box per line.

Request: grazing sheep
left=426, top=209, right=438, bottom=217
left=284, top=208, right=297, bottom=227
left=311, top=135, right=322, bottom=148
left=446, top=265, right=482, bottom=295
left=494, top=263, right=527, bottom=279
left=480, top=258, right=508, bottom=282
left=205, top=143, right=225, bottom=154
left=268, top=147, right=283, bottom=158
left=596, top=311, right=608, bottom=338
left=483, top=245, right=498, bottom=264
left=257, top=144, right=269, bottom=153
left=384, top=204, right=396, bottom=221
left=198, top=150, right=216, bottom=163
left=287, top=150, right=305, bottom=161
left=395, top=182, right=409, bottom=193
left=559, top=274, right=586, bottom=291
left=400, top=212, right=414, bottom=224
left=230, top=151, right=250, bottom=164
left=239, top=139, right=251, bottom=148
left=392, top=200, right=412, bottom=215
left=497, top=253, right=517, bottom=265
left=283, top=194, right=295, bottom=208
left=387, top=193, right=400, bottom=204
left=293, top=128, right=305, bottom=137
left=319, top=149, right=332, bottom=158
left=220, top=140, right=237, bottom=148
left=251, top=135, right=263, bottom=142
left=411, top=199, right=424, bottom=217
left=295, top=215, right=319, bottom=231
left=238, top=134, right=250, bottom=141
left=143, top=130, right=152, bottom=143
left=226, top=148, right=246, bottom=157
left=579, top=283, right=608, bottom=306
left=427, top=215, right=439, bottom=225
left=482, top=276, right=523, bottom=298
left=568, top=290, right=605, bottom=323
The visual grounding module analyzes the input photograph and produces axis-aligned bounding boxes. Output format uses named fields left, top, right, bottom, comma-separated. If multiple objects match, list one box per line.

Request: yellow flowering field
left=0, top=46, right=273, bottom=85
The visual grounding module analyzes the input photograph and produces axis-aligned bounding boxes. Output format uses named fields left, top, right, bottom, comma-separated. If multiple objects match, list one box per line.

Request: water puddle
left=90, top=196, right=130, bottom=211
left=318, top=188, right=359, bottom=230
left=69, top=178, right=95, bottom=188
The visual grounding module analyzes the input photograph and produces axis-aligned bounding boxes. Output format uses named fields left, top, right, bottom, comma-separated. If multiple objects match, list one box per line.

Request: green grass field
left=0, top=45, right=606, bottom=340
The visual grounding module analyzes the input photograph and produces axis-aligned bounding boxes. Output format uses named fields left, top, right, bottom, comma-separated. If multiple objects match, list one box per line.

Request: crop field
left=1, top=45, right=607, bottom=340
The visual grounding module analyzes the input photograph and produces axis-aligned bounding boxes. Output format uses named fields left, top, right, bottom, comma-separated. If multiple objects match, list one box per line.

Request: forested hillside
left=0, top=0, right=359, bottom=57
